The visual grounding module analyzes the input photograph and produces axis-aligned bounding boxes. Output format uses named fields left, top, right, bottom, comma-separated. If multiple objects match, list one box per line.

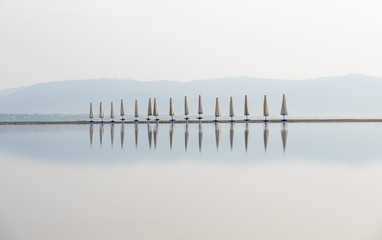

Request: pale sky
left=0, top=0, right=381, bottom=90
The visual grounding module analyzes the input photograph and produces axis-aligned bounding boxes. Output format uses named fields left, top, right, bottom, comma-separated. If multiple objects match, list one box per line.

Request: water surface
left=0, top=123, right=382, bottom=240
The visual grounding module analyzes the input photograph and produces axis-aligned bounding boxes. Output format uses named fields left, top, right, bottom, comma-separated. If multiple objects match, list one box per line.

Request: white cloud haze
left=0, top=0, right=381, bottom=89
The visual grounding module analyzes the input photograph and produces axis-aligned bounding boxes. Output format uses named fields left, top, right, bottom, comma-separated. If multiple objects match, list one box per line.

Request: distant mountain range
left=1, top=74, right=382, bottom=119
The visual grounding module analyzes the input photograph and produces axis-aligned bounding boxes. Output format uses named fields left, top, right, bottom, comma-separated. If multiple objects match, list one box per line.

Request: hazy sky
left=0, top=0, right=381, bottom=90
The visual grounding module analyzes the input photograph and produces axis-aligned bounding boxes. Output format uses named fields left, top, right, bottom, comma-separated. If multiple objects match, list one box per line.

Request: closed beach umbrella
left=134, top=100, right=139, bottom=121
left=169, top=98, right=175, bottom=121
left=147, top=98, right=153, bottom=121
left=198, top=95, right=203, bottom=120
left=153, top=98, right=159, bottom=121
left=263, top=95, right=269, bottom=122
left=89, top=103, right=94, bottom=121
left=184, top=96, right=189, bottom=120
left=110, top=101, right=115, bottom=121
left=244, top=95, right=250, bottom=121
left=229, top=96, right=235, bottom=122
left=280, top=94, right=288, bottom=121
left=120, top=99, right=125, bottom=120
left=99, top=102, right=105, bottom=122
left=214, top=97, right=221, bottom=122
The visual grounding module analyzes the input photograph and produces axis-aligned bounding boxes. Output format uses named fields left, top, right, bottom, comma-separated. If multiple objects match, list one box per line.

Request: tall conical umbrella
left=184, top=96, right=189, bottom=120
left=99, top=102, right=105, bottom=122
left=263, top=124, right=269, bottom=151
left=215, top=124, right=220, bottom=149
left=230, top=124, right=234, bottom=150
left=197, top=95, right=203, bottom=120
left=147, top=98, right=153, bottom=122
left=244, top=124, right=249, bottom=152
left=263, top=95, right=269, bottom=122
left=89, top=124, right=94, bottom=146
left=120, top=124, right=125, bottom=149
left=110, top=124, right=115, bottom=147
left=169, top=124, right=174, bottom=149
left=110, top=101, right=115, bottom=122
left=153, top=124, right=159, bottom=148
left=134, top=100, right=139, bottom=122
left=89, top=103, right=94, bottom=122
left=169, top=98, right=175, bottom=121
left=120, top=99, right=125, bottom=121
left=99, top=124, right=104, bottom=146
left=281, top=123, right=288, bottom=152
left=281, top=94, right=288, bottom=121
left=214, top=97, right=221, bottom=122
left=153, top=98, right=159, bottom=122
left=229, top=96, right=235, bottom=122
left=244, top=95, right=250, bottom=121
left=134, top=124, right=139, bottom=148
left=148, top=125, right=153, bottom=149
left=184, top=124, right=189, bottom=151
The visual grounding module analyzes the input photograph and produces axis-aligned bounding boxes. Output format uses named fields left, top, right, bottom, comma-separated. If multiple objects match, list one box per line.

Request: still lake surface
left=0, top=123, right=382, bottom=240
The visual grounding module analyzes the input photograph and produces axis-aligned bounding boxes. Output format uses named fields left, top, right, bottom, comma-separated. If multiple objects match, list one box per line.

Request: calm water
left=0, top=123, right=382, bottom=240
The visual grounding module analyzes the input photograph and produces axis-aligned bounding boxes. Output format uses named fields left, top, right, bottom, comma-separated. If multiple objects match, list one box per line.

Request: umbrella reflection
left=230, top=124, right=234, bottom=150
left=184, top=124, right=189, bottom=151
left=169, top=124, right=174, bottom=150
left=99, top=124, right=104, bottom=146
left=148, top=124, right=153, bottom=149
left=215, top=124, right=220, bottom=149
left=89, top=124, right=94, bottom=146
left=135, top=124, right=139, bottom=148
left=198, top=124, right=203, bottom=152
left=153, top=124, right=159, bottom=149
left=244, top=123, right=249, bottom=152
left=120, top=124, right=125, bottom=149
left=263, top=123, right=269, bottom=152
left=110, top=124, right=115, bottom=147
left=281, top=123, right=288, bottom=152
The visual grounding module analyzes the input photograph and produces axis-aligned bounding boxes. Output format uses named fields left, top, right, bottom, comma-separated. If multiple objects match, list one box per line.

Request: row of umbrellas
left=89, top=94, right=289, bottom=122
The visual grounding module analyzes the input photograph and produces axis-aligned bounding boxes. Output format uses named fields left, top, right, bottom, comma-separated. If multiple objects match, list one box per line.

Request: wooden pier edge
left=1, top=119, right=382, bottom=125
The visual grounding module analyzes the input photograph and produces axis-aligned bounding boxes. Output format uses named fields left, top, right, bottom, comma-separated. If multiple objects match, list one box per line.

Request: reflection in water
left=153, top=124, right=159, bottom=149
left=169, top=124, right=174, bottom=150
left=198, top=124, right=203, bottom=152
left=135, top=124, right=139, bottom=148
left=244, top=124, right=249, bottom=152
left=264, top=124, right=269, bottom=152
left=147, top=124, right=153, bottom=149
left=215, top=124, right=221, bottom=149
left=89, top=124, right=94, bottom=146
left=230, top=124, right=234, bottom=150
left=99, top=124, right=104, bottom=146
left=110, top=124, right=115, bottom=147
left=281, top=123, right=288, bottom=152
left=184, top=124, right=189, bottom=151
left=120, top=124, right=125, bottom=149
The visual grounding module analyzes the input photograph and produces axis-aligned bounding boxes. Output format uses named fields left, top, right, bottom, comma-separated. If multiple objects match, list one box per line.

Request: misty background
left=1, top=74, right=382, bottom=120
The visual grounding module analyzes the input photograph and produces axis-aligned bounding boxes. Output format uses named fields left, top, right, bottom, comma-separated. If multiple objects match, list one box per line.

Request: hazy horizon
left=1, top=0, right=381, bottom=89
